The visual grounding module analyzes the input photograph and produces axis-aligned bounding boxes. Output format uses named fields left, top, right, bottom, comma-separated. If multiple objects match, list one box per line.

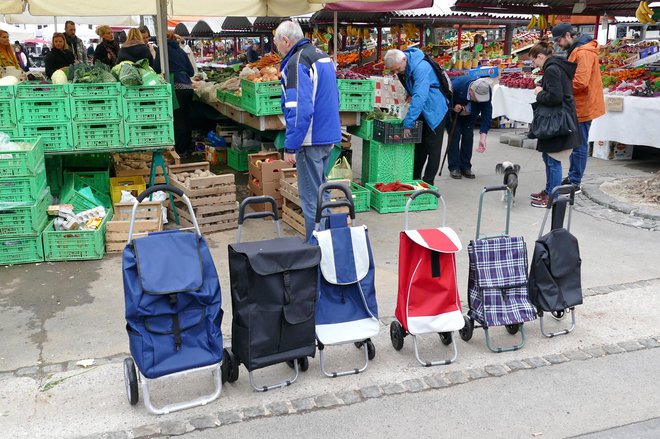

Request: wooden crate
left=169, top=162, right=236, bottom=199
left=280, top=169, right=350, bottom=206
left=282, top=198, right=306, bottom=236
left=112, top=150, right=179, bottom=181
left=171, top=202, right=239, bottom=234
left=106, top=201, right=163, bottom=253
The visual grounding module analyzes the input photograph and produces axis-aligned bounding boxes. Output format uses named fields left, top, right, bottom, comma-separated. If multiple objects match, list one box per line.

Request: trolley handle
left=548, top=185, right=576, bottom=207
left=539, top=184, right=575, bottom=237
left=136, top=184, right=183, bottom=203
left=476, top=185, right=512, bottom=240
left=404, top=189, right=446, bottom=230
left=238, top=196, right=279, bottom=224
left=315, top=182, right=355, bottom=224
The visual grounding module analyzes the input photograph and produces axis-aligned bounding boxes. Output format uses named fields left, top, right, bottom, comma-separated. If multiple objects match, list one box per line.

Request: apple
left=255, top=159, right=263, bottom=167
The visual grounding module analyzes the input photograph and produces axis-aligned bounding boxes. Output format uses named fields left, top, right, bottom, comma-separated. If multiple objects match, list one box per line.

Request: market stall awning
left=253, top=16, right=285, bottom=30
left=2, top=12, right=140, bottom=26
left=222, top=16, right=253, bottom=32
left=324, top=0, right=432, bottom=12
left=190, top=19, right=225, bottom=38
left=310, top=10, right=389, bottom=24
left=452, top=0, right=642, bottom=16
left=388, top=1, right=531, bottom=25
left=0, top=0, right=23, bottom=14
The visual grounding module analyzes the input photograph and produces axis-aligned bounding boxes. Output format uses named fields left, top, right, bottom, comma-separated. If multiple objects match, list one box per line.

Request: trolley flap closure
left=469, top=236, right=528, bottom=289
left=403, top=228, right=463, bottom=253
left=133, top=230, right=204, bottom=294
left=229, top=237, right=321, bottom=276
left=314, top=225, right=371, bottom=284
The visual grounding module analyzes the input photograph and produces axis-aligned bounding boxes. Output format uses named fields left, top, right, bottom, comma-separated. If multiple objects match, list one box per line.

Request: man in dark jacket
left=275, top=20, right=341, bottom=241
left=384, top=48, right=449, bottom=186
left=64, top=20, right=88, bottom=64
left=447, top=76, right=493, bottom=179
left=247, top=42, right=261, bottom=63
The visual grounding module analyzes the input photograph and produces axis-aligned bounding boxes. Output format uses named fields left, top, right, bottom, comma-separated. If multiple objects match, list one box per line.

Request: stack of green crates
left=16, top=82, right=73, bottom=152
left=71, top=82, right=124, bottom=150
left=240, top=79, right=282, bottom=116
left=123, top=84, right=175, bottom=147
left=366, top=180, right=439, bottom=214
left=361, top=139, right=415, bottom=184
left=0, top=85, right=17, bottom=137
left=0, top=138, right=49, bottom=265
left=42, top=175, right=113, bottom=261
left=338, top=79, right=375, bottom=112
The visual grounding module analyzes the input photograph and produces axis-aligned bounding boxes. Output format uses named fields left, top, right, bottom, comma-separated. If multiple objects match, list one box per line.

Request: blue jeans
left=543, top=152, right=563, bottom=198
left=568, top=121, right=591, bottom=185
left=447, top=114, right=474, bottom=172
left=296, top=145, right=332, bottom=242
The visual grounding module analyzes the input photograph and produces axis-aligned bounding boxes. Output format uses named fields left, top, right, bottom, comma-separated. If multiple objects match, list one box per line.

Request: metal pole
left=594, top=15, right=600, bottom=40
left=333, top=11, right=338, bottom=65
left=457, top=25, right=462, bottom=51
left=376, top=26, right=382, bottom=60
left=156, top=0, right=169, bottom=79
left=504, top=24, right=513, bottom=55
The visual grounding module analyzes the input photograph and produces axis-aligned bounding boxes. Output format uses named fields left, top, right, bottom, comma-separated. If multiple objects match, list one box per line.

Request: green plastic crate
left=224, top=91, right=242, bottom=107
left=241, top=89, right=282, bottom=116
left=42, top=215, right=110, bottom=261
left=70, top=82, right=121, bottom=97
left=45, top=156, right=63, bottom=197
left=0, top=99, right=16, bottom=129
left=0, top=162, right=47, bottom=203
left=240, top=79, right=281, bottom=96
left=122, top=84, right=172, bottom=99
left=16, top=82, right=69, bottom=99
left=70, top=96, right=123, bottom=122
left=0, top=188, right=50, bottom=235
left=350, top=182, right=371, bottom=213
left=339, top=91, right=375, bottom=112
left=337, top=79, right=376, bottom=93
left=227, top=148, right=249, bottom=172
left=0, top=137, right=44, bottom=178
left=16, top=98, right=71, bottom=124
left=366, top=180, right=439, bottom=214
left=63, top=167, right=110, bottom=194
left=123, top=97, right=173, bottom=122
left=0, top=233, right=44, bottom=265
left=0, top=85, right=15, bottom=99
left=18, top=123, right=73, bottom=152
left=216, top=89, right=226, bottom=103
left=60, top=175, right=112, bottom=213
left=361, top=140, right=414, bottom=184
left=124, top=121, right=174, bottom=147
left=63, top=153, right=111, bottom=168
left=73, top=121, right=124, bottom=150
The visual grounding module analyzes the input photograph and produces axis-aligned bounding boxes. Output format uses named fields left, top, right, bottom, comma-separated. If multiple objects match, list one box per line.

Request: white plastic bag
left=327, top=156, right=353, bottom=181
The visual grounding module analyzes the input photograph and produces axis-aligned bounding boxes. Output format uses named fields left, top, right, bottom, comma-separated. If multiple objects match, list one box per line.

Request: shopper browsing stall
left=528, top=41, right=580, bottom=208
left=552, top=22, right=605, bottom=193
left=138, top=26, right=157, bottom=60
left=0, top=31, right=20, bottom=69
left=383, top=48, right=449, bottom=186
left=447, top=76, right=493, bottom=179
left=117, top=28, right=154, bottom=67
left=65, top=20, right=88, bottom=64
left=44, top=33, right=74, bottom=79
left=94, top=25, right=119, bottom=67
left=275, top=20, right=341, bottom=241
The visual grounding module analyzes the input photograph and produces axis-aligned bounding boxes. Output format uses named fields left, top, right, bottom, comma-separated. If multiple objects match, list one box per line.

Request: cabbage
left=51, top=70, right=68, bottom=84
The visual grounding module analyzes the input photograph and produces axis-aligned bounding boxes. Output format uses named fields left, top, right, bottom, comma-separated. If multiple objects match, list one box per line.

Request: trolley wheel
left=390, top=321, right=405, bottom=351
left=123, top=357, right=139, bottom=406
left=551, top=309, right=566, bottom=320
left=366, top=340, right=376, bottom=360
left=505, top=324, right=521, bottom=335
left=459, top=316, right=474, bottom=342
left=221, top=348, right=231, bottom=384
left=317, top=340, right=325, bottom=351
left=439, top=332, right=453, bottom=346
left=224, top=349, right=239, bottom=383
left=286, top=357, right=309, bottom=372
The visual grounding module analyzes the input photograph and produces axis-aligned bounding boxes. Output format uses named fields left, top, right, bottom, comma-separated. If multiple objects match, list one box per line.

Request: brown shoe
left=531, top=193, right=549, bottom=208
left=530, top=189, right=547, bottom=201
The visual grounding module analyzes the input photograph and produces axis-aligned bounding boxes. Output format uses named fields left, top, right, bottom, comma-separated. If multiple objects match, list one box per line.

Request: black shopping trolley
left=459, top=186, right=537, bottom=353
left=528, top=185, right=582, bottom=338
left=228, top=196, right=320, bottom=391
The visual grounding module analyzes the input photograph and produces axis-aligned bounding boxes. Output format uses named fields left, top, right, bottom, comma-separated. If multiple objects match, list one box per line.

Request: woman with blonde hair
left=93, top=25, right=119, bottom=66
left=117, top=28, right=154, bottom=67
left=44, top=32, right=74, bottom=78
left=0, top=30, right=20, bottom=69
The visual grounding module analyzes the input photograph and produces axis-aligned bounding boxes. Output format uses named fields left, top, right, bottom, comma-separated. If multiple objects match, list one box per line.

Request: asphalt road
left=185, top=349, right=660, bottom=439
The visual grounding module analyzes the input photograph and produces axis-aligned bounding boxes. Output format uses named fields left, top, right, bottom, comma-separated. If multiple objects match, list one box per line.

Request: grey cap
left=551, top=22, right=573, bottom=41
left=470, top=78, right=491, bottom=103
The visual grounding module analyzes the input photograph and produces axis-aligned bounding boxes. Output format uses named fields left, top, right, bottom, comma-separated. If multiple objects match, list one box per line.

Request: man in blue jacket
left=275, top=21, right=342, bottom=241
left=384, top=48, right=448, bottom=185
left=447, top=76, right=493, bottom=179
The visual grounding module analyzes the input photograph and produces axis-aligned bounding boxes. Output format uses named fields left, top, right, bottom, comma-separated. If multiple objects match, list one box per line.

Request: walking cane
left=438, top=113, right=459, bottom=177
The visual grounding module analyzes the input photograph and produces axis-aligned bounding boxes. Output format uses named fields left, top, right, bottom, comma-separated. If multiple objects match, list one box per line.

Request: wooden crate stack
left=111, top=149, right=180, bottom=183
left=280, top=168, right=351, bottom=236
left=105, top=201, right=163, bottom=253
left=168, top=162, right=238, bottom=234
left=247, top=152, right=287, bottom=216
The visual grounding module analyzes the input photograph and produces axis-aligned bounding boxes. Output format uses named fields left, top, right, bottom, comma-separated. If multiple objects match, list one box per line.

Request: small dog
left=495, top=161, right=521, bottom=203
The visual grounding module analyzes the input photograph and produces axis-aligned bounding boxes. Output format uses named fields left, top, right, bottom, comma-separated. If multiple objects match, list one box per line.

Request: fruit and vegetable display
left=499, top=72, right=540, bottom=89
left=239, top=66, right=280, bottom=82
left=337, top=50, right=375, bottom=67
left=336, top=68, right=370, bottom=80
left=373, top=181, right=430, bottom=193
left=248, top=53, right=281, bottom=70
left=602, top=67, right=660, bottom=97
left=205, top=68, right=238, bottom=84
left=635, top=1, right=659, bottom=24
left=364, top=109, right=400, bottom=121
left=218, top=77, right=241, bottom=92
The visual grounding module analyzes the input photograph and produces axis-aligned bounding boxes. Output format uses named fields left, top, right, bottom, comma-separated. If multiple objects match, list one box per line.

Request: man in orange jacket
left=552, top=23, right=605, bottom=193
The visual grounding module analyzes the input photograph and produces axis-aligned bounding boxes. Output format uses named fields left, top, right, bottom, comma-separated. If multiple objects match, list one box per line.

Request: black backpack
left=398, top=53, right=453, bottom=102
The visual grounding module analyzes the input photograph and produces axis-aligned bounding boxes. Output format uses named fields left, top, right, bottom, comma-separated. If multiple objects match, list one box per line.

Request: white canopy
left=0, top=22, right=34, bottom=41
left=36, top=24, right=98, bottom=41
left=2, top=12, right=141, bottom=26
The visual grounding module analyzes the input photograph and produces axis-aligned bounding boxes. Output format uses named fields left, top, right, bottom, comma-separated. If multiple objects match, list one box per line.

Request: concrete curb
left=582, top=174, right=660, bottom=222
left=80, top=335, right=660, bottom=439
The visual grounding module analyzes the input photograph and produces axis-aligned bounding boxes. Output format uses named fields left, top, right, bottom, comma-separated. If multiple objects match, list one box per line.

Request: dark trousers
left=447, top=114, right=475, bottom=172
left=173, top=88, right=194, bottom=154
left=413, top=117, right=446, bottom=185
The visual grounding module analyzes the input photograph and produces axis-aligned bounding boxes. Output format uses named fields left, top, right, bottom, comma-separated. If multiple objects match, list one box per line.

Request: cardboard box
left=248, top=152, right=287, bottom=183
left=248, top=178, right=282, bottom=201
left=592, top=141, right=634, bottom=161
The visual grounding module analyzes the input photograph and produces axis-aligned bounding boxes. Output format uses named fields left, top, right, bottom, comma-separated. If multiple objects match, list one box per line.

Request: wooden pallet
left=173, top=209, right=239, bottom=234
left=170, top=199, right=239, bottom=234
